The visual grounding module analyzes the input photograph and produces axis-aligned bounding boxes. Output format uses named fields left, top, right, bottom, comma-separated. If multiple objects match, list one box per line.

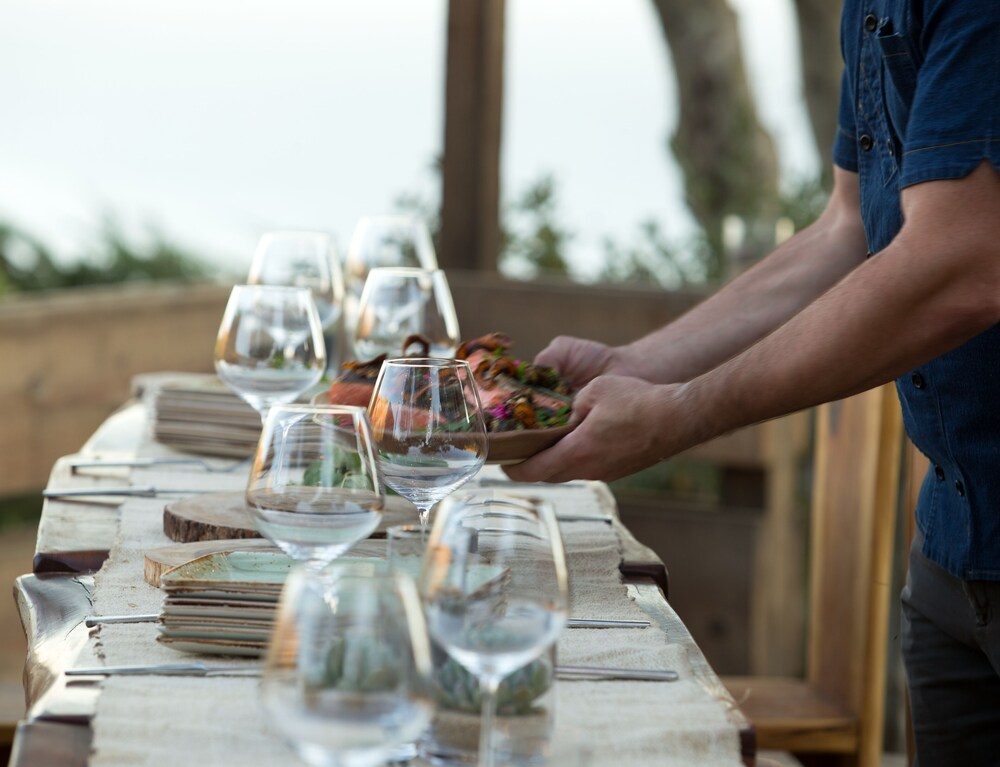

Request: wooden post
left=438, top=0, right=505, bottom=272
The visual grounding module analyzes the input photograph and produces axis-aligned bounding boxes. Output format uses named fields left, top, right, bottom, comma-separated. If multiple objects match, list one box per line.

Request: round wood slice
left=162, top=492, right=418, bottom=544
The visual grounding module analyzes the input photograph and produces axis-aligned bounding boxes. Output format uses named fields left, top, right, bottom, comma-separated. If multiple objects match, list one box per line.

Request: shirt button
left=911, top=372, right=925, bottom=389
left=955, top=480, right=966, bottom=497
left=860, top=134, right=874, bottom=151
left=865, top=14, right=878, bottom=32
left=935, top=465, right=945, bottom=481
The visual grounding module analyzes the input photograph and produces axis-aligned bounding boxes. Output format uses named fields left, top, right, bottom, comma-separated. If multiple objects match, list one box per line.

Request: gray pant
left=902, top=533, right=1000, bottom=766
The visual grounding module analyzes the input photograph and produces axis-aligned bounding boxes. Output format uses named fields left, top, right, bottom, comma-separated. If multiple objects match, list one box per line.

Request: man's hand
left=532, top=336, right=630, bottom=389
left=503, top=375, right=705, bottom=484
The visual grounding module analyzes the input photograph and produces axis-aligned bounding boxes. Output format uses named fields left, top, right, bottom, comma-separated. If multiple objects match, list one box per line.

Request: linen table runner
left=82, top=442, right=741, bottom=765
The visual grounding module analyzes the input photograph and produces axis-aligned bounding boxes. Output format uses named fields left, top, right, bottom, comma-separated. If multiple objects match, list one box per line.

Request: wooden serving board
left=143, top=537, right=390, bottom=587
left=162, top=492, right=416, bottom=544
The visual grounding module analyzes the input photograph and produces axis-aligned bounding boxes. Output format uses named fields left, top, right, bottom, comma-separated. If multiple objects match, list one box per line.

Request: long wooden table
left=10, top=400, right=756, bottom=766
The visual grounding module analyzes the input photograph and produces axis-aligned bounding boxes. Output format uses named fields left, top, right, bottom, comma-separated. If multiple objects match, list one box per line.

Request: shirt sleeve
left=900, top=1, right=1000, bottom=188
left=832, top=68, right=859, bottom=173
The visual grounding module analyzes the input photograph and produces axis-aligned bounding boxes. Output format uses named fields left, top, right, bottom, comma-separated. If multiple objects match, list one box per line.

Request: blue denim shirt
left=833, top=0, right=1000, bottom=579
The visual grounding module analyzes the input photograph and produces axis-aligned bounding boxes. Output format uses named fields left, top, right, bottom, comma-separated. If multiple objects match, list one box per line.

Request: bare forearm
left=622, top=170, right=868, bottom=383
left=624, top=222, right=865, bottom=382
left=507, top=165, right=1000, bottom=485
left=679, top=166, right=1000, bottom=447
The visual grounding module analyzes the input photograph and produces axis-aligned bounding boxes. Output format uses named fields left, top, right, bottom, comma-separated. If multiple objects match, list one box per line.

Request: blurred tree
left=0, top=219, right=212, bottom=296
left=599, top=220, right=705, bottom=287
left=499, top=175, right=572, bottom=279
left=648, top=0, right=780, bottom=268
left=412, top=0, right=843, bottom=285
left=397, top=169, right=573, bottom=280
left=792, top=0, right=843, bottom=175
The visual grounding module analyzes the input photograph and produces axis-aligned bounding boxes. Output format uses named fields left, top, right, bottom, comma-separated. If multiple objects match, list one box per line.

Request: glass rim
left=364, top=265, right=441, bottom=277
left=229, top=283, right=317, bottom=297
left=382, top=356, right=470, bottom=368
left=263, top=402, right=369, bottom=417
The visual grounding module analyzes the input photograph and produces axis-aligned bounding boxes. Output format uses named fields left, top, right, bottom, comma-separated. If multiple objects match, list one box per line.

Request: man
left=506, top=2, right=1000, bottom=763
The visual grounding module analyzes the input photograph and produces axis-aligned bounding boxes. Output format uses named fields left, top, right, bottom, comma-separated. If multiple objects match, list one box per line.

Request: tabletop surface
left=12, top=388, right=755, bottom=767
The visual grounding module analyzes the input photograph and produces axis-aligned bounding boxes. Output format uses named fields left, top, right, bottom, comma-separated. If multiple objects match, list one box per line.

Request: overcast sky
left=0, top=0, right=819, bottom=279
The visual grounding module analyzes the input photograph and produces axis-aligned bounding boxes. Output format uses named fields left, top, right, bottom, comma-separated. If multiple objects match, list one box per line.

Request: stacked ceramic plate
left=157, top=550, right=291, bottom=656
left=149, top=376, right=262, bottom=458
left=156, top=546, right=502, bottom=657
left=156, top=544, right=394, bottom=656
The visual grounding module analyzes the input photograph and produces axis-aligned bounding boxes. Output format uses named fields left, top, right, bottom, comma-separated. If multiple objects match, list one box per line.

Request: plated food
left=324, top=332, right=575, bottom=463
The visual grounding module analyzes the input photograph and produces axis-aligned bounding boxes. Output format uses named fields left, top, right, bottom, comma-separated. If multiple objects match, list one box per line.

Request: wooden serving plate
left=162, top=492, right=417, bottom=544
left=487, top=424, right=574, bottom=464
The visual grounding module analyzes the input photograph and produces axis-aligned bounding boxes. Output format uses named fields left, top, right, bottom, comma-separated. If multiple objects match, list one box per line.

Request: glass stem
left=415, top=503, right=435, bottom=541
left=303, top=558, right=328, bottom=575
left=478, top=674, right=501, bottom=767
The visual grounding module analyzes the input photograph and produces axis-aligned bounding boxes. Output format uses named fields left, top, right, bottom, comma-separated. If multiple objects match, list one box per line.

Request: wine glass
left=261, top=562, right=435, bottom=767
left=247, top=231, right=344, bottom=331
left=247, top=230, right=345, bottom=373
left=214, top=284, right=327, bottom=424
left=367, top=358, right=487, bottom=538
left=417, top=493, right=569, bottom=767
left=343, top=216, right=438, bottom=341
left=246, top=403, right=385, bottom=573
left=353, top=267, right=460, bottom=360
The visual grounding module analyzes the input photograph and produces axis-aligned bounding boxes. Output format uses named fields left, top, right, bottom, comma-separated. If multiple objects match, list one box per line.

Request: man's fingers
left=503, top=428, right=581, bottom=483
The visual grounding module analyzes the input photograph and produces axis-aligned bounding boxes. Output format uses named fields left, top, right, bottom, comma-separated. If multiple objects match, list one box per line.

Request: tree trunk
left=648, top=0, right=779, bottom=278
left=792, top=0, right=843, bottom=178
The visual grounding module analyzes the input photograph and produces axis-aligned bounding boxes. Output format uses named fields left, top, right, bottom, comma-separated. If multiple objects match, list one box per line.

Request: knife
left=69, top=457, right=249, bottom=473
left=555, top=665, right=678, bottom=682
left=84, top=614, right=649, bottom=629
left=65, top=663, right=258, bottom=677
left=43, top=486, right=208, bottom=499
left=567, top=618, right=649, bottom=629
left=66, top=662, right=678, bottom=682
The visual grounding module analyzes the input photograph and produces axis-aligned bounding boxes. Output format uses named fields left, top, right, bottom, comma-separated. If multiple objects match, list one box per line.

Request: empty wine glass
left=353, top=267, right=460, bottom=360
left=248, top=231, right=345, bottom=374
left=248, top=231, right=344, bottom=331
left=261, top=562, right=435, bottom=767
left=215, top=284, right=327, bottom=424
left=367, top=358, right=487, bottom=539
left=343, top=216, right=438, bottom=341
left=418, top=493, right=569, bottom=767
left=246, top=404, right=384, bottom=572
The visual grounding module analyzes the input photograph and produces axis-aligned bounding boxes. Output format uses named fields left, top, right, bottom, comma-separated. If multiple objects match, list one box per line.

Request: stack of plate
left=156, top=546, right=502, bottom=657
left=156, top=545, right=393, bottom=656
left=157, top=550, right=290, bottom=656
left=147, top=375, right=261, bottom=458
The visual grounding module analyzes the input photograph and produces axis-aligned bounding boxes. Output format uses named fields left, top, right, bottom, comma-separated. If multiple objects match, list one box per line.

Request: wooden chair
left=901, top=439, right=928, bottom=767
left=722, top=383, right=905, bottom=766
